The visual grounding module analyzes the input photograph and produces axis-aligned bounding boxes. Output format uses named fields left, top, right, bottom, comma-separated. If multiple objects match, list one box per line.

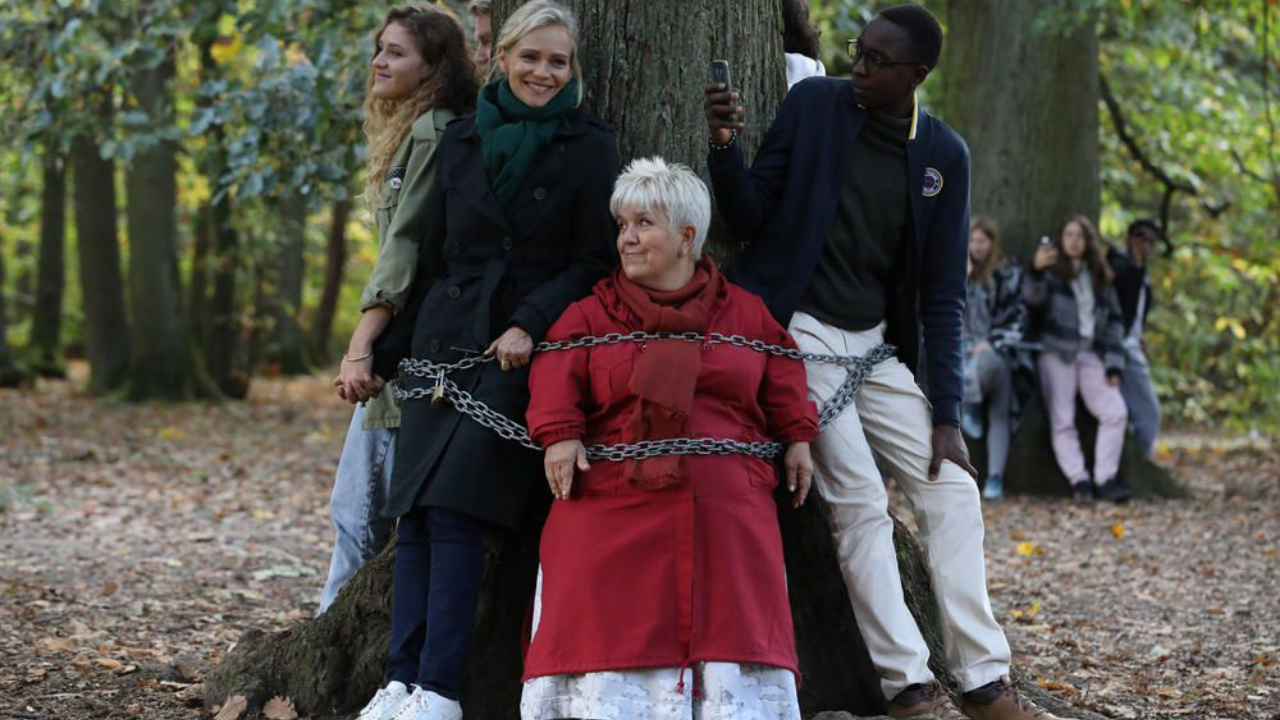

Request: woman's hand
left=784, top=442, right=813, bottom=509
left=334, top=305, right=394, bottom=403
left=487, top=326, right=534, bottom=371
left=335, top=356, right=380, bottom=404
left=544, top=439, right=590, bottom=500
left=1033, top=243, right=1058, bottom=271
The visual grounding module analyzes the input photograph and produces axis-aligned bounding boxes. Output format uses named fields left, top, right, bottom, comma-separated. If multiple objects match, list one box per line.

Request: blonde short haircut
left=610, top=157, right=712, bottom=259
left=490, top=0, right=584, bottom=106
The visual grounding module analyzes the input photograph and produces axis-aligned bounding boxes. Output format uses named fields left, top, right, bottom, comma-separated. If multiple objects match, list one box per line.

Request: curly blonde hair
left=363, top=4, right=478, bottom=216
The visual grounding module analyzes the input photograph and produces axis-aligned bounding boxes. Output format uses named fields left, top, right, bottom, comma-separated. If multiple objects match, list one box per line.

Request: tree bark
left=310, top=197, right=351, bottom=362
left=123, top=51, right=202, bottom=401
left=940, top=0, right=1100, bottom=260
left=71, top=89, right=132, bottom=395
left=29, top=143, right=67, bottom=378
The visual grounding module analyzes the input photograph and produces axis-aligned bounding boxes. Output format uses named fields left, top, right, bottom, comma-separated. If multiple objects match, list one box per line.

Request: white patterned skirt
left=520, top=661, right=801, bottom=720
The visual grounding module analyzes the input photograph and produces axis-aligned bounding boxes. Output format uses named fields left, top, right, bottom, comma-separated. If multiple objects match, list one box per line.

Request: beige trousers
left=788, top=312, right=1011, bottom=698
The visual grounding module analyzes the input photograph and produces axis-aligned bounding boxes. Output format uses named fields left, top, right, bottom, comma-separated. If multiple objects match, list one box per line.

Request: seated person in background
left=521, top=158, right=817, bottom=720
left=783, top=0, right=826, bottom=89
left=962, top=216, right=1027, bottom=500
left=1107, top=219, right=1162, bottom=459
left=1024, top=215, right=1129, bottom=504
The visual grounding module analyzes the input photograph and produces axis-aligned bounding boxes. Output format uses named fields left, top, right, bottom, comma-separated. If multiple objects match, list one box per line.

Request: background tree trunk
left=940, top=0, right=1100, bottom=260
left=29, top=143, right=67, bottom=378
left=123, top=51, right=200, bottom=401
left=256, top=192, right=313, bottom=375
left=196, top=35, right=250, bottom=399
left=966, top=394, right=1185, bottom=500
left=0, top=234, right=33, bottom=389
left=71, top=89, right=132, bottom=395
left=310, top=197, right=351, bottom=362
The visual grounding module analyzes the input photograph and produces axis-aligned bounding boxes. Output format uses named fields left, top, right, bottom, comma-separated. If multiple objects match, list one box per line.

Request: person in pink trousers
left=1024, top=215, right=1131, bottom=503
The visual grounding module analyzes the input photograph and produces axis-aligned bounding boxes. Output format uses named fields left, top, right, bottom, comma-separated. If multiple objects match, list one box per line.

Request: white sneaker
left=357, top=681, right=411, bottom=720
left=391, top=687, right=463, bottom=720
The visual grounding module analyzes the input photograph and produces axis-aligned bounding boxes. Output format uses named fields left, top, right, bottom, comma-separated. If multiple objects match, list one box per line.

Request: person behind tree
left=1024, top=215, right=1130, bottom=504
left=357, top=2, right=619, bottom=719
left=1106, top=219, right=1161, bottom=459
left=520, top=157, right=818, bottom=720
left=468, top=0, right=493, bottom=70
left=962, top=216, right=1027, bottom=501
left=782, top=0, right=825, bottom=89
left=321, top=3, right=478, bottom=615
left=702, top=4, right=1061, bottom=720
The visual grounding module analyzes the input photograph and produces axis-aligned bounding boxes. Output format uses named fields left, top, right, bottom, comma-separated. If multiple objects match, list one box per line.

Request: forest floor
left=1, top=367, right=1276, bottom=720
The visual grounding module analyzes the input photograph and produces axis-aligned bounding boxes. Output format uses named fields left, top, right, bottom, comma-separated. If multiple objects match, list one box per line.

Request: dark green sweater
left=797, top=109, right=911, bottom=331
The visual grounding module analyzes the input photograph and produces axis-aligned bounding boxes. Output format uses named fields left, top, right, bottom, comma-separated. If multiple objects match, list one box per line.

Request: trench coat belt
left=445, top=259, right=558, bottom=348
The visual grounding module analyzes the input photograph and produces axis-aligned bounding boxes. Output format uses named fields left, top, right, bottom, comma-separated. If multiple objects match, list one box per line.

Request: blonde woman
left=322, top=3, right=477, bottom=613
left=359, top=2, right=619, bottom=719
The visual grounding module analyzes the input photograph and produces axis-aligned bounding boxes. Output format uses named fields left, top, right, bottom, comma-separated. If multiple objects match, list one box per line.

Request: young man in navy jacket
left=705, top=6, right=1059, bottom=720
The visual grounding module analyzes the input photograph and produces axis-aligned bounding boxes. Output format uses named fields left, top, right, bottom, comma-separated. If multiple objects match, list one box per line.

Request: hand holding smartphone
left=704, top=59, right=743, bottom=145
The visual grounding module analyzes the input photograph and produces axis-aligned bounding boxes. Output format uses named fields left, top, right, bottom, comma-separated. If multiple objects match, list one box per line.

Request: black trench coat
left=373, top=110, right=619, bottom=528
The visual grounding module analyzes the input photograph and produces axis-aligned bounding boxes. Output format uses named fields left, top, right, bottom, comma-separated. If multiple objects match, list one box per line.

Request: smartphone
left=710, top=60, right=736, bottom=122
left=1039, top=235, right=1052, bottom=246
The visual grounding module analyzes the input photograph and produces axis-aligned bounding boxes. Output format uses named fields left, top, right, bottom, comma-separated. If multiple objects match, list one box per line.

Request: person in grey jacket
left=1024, top=215, right=1130, bottom=503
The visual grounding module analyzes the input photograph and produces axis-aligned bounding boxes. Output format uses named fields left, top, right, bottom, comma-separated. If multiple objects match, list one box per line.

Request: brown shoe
left=888, top=681, right=968, bottom=720
left=960, top=675, right=1064, bottom=720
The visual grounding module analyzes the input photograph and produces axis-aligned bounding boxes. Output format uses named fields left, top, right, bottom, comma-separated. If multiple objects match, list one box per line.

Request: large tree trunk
left=208, top=3, right=1103, bottom=718
left=29, top=144, right=67, bottom=378
left=310, top=197, right=351, bottom=362
left=940, top=0, right=1100, bottom=260
left=71, top=89, right=133, bottom=395
left=122, top=51, right=201, bottom=401
left=256, top=192, right=313, bottom=375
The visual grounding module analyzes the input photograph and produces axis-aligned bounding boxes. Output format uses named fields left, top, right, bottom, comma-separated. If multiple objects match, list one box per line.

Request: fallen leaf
left=96, top=657, right=123, bottom=671
left=1016, top=541, right=1043, bottom=557
left=102, top=580, right=119, bottom=596
left=1111, top=522, right=1127, bottom=540
left=263, top=695, right=299, bottom=720
left=214, top=694, right=248, bottom=720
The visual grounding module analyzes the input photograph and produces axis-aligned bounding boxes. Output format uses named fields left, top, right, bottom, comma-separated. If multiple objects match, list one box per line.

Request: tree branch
left=1099, top=73, right=1197, bottom=196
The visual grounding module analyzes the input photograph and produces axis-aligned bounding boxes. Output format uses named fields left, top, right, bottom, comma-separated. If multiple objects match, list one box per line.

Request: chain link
left=395, top=333, right=895, bottom=461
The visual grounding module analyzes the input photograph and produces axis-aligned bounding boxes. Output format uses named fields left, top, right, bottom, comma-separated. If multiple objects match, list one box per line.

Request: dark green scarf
left=475, top=78, right=579, bottom=207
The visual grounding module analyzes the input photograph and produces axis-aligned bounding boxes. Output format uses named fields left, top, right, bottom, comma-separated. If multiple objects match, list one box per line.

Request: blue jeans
left=317, top=404, right=397, bottom=614
left=1121, top=339, right=1161, bottom=459
left=385, top=506, right=488, bottom=699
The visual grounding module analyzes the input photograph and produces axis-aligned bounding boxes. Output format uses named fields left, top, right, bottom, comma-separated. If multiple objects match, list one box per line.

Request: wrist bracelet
left=342, top=350, right=373, bottom=363
left=709, top=129, right=738, bottom=151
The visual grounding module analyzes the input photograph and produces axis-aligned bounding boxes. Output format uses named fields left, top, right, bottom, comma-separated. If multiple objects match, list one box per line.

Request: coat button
left=533, top=187, right=547, bottom=201
left=447, top=285, right=461, bottom=299
left=429, top=340, right=441, bottom=353
left=502, top=236, right=513, bottom=250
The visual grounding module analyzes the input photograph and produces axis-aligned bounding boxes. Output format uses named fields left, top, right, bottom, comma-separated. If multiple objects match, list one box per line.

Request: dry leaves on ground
left=2, top=367, right=1276, bottom=719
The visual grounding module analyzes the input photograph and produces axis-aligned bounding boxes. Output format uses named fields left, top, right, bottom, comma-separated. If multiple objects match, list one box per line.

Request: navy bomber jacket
left=708, top=77, right=970, bottom=426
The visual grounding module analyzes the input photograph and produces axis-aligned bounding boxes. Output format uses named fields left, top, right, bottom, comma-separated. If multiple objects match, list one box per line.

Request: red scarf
left=613, top=257, right=724, bottom=489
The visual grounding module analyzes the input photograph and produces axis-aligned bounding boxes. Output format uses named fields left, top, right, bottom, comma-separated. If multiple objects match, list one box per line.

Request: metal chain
left=395, top=334, right=896, bottom=461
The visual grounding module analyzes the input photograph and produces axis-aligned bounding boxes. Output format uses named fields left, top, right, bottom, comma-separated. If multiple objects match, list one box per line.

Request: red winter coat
left=523, top=276, right=818, bottom=682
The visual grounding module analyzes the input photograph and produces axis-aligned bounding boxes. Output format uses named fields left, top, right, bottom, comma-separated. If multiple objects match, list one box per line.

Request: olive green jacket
left=361, top=107, right=455, bottom=430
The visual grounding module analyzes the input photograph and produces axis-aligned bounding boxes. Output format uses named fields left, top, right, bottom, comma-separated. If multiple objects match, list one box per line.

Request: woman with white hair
left=521, top=157, right=817, bottom=720
left=359, top=2, right=618, bottom=719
